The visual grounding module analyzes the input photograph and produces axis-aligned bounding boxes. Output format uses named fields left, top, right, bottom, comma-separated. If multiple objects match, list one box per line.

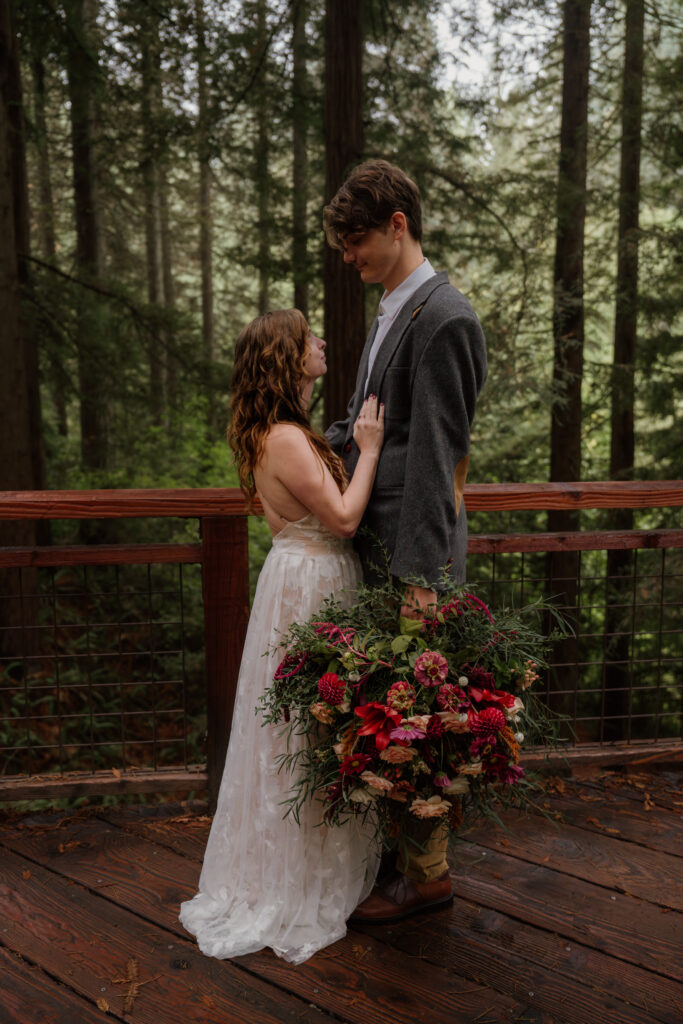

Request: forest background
left=1, top=0, right=682, bottom=783
left=1, top=0, right=681, bottom=566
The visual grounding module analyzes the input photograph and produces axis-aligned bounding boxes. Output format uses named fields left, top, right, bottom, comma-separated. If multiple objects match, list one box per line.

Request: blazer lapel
left=365, top=272, right=449, bottom=398
left=346, top=316, right=379, bottom=429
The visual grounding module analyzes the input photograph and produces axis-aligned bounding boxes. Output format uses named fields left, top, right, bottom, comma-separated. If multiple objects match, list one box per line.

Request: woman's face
left=303, top=332, right=327, bottom=382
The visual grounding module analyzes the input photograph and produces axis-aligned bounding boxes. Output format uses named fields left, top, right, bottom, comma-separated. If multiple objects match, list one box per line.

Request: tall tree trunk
left=292, top=0, right=308, bottom=320
left=546, top=0, right=590, bottom=724
left=65, top=0, right=107, bottom=474
left=323, top=0, right=365, bottom=427
left=32, top=52, right=68, bottom=437
left=159, top=159, right=177, bottom=426
left=0, top=0, right=44, bottom=661
left=141, top=22, right=164, bottom=426
left=603, top=0, right=645, bottom=742
left=255, top=0, right=270, bottom=315
left=196, top=0, right=215, bottom=434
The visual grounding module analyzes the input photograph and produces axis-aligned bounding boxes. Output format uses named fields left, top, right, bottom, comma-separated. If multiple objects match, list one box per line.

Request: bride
left=179, top=309, right=384, bottom=964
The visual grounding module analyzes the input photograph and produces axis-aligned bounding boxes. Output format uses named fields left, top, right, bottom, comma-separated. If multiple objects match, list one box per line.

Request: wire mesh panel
left=0, top=558, right=205, bottom=781
left=466, top=540, right=683, bottom=745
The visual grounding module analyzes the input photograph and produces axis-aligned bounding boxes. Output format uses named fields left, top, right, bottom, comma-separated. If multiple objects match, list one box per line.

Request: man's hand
left=400, top=584, right=437, bottom=621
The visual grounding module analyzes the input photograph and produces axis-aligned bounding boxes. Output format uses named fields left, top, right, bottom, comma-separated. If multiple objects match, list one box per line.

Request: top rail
left=0, top=481, right=682, bottom=519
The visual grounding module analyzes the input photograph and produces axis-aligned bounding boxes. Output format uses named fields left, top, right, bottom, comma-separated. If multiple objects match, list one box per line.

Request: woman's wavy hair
left=228, top=309, right=347, bottom=509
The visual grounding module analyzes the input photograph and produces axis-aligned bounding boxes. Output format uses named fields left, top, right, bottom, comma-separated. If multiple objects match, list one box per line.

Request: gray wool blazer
left=326, top=271, right=487, bottom=589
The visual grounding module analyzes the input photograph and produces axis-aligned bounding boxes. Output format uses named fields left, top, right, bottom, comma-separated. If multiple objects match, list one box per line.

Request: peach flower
left=457, top=761, right=483, bottom=775
left=437, top=711, right=470, bottom=733
left=310, top=702, right=334, bottom=724
left=360, top=770, right=394, bottom=793
left=410, top=795, right=452, bottom=818
left=380, top=745, right=417, bottom=764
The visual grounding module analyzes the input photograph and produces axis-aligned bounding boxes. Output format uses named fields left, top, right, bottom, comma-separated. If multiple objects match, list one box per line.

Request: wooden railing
left=1, top=481, right=682, bottom=807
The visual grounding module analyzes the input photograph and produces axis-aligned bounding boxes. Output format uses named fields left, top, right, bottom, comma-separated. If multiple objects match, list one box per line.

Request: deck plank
left=461, top=811, right=683, bottom=909
left=0, top=846, right=336, bottom=1024
left=0, top=945, right=109, bottom=1024
left=0, top=816, right=531, bottom=1024
left=535, top=791, right=683, bottom=857
left=355, top=896, right=680, bottom=1024
left=448, top=843, right=682, bottom=981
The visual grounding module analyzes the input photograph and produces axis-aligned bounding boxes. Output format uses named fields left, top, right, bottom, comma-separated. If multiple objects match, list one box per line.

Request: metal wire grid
left=467, top=544, right=683, bottom=744
left=0, top=561, right=204, bottom=778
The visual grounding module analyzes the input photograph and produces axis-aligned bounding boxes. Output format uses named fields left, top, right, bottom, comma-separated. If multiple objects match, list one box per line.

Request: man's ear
left=391, top=211, right=408, bottom=240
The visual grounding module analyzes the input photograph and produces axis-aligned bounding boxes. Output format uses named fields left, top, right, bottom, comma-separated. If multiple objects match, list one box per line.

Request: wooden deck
left=1, top=766, right=681, bottom=1024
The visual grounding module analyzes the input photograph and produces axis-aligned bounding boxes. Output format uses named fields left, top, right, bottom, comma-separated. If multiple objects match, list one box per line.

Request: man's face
left=340, top=223, right=398, bottom=287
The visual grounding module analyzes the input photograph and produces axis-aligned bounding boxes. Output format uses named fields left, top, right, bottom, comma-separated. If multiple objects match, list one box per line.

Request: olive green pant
left=396, top=819, right=449, bottom=884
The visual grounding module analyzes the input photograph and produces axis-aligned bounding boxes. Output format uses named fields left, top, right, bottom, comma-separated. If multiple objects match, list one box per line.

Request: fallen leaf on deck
left=644, top=793, right=655, bottom=811
left=111, top=768, right=121, bottom=779
left=96, top=998, right=109, bottom=1012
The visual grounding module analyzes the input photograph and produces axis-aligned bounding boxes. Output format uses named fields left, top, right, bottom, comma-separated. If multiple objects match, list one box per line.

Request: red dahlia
left=470, top=707, right=507, bottom=736
left=339, top=753, right=373, bottom=775
left=317, top=672, right=346, bottom=705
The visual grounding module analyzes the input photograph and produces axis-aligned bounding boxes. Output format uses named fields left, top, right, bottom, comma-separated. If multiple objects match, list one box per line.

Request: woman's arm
left=265, top=397, right=384, bottom=538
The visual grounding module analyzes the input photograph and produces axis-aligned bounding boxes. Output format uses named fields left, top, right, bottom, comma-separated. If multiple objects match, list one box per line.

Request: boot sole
left=349, top=891, right=454, bottom=926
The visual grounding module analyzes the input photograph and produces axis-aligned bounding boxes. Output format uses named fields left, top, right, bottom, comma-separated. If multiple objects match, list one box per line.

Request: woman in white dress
left=179, top=309, right=384, bottom=965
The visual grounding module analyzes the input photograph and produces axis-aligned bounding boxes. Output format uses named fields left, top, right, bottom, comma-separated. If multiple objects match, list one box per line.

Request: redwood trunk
left=0, top=0, right=44, bottom=659
left=65, top=0, right=108, bottom=474
left=141, top=25, right=164, bottom=426
left=196, top=0, right=215, bottom=434
left=603, top=0, right=645, bottom=741
left=323, top=0, right=365, bottom=427
left=292, top=0, right=308, bottom=319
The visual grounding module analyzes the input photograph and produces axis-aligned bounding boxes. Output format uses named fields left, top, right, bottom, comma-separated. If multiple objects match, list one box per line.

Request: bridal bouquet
left=260, top=576, right=562, bottom=851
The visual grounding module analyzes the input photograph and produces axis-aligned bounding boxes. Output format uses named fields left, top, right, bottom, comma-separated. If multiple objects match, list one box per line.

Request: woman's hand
left=353, top=395, right=384, bottom=457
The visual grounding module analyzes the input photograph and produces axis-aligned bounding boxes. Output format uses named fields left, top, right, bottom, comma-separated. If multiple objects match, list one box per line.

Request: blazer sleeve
left=389, top=314, right=487, bottom=586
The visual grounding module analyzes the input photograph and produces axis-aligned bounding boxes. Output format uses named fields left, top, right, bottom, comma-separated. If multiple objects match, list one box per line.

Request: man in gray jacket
left=324, top=160, right=488, bottom=923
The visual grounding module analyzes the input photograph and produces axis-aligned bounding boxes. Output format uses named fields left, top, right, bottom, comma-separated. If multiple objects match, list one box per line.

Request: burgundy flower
left=469, top=735, right=498, bottom=759
left=354, top=703, right=403, bottom=752
left=426, top=714, right=445, bottom=741
left=274, top=650, right=308, bottom=680
left=317, top=672, right=346, bottom=705
left=339, top=752, right=373, bottom=775
left=469, top=706, right=507, bottom=736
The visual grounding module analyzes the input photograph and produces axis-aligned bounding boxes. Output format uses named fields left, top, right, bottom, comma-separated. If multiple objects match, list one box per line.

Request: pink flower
left=414, top=651, right=449, bottom=687
left=433, top=773, right=451, bottom=787
left=389, top=722, right=426, bottom=744
left=386, top=680, right=416, bottom=711
left=435, top=683, right=465, bottom=711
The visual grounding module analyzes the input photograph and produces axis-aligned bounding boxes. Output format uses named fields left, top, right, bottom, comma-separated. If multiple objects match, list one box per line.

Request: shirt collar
left=378, top=258, right=435, bottom=319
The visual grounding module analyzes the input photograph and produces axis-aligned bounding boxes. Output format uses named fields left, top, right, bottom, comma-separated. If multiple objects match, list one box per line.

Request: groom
left=324, top=160, right=488, bottom=923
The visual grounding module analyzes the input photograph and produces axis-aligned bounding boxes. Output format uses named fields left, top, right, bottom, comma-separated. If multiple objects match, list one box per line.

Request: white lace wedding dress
left=179, top=513, right=379, bottom=964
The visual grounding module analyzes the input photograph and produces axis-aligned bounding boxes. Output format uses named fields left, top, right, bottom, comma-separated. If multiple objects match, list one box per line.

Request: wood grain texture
left=201, top=516, right=250, bottom=811
left=0, top=944, right=108, bottom=1024
left=449, top=843, right=682, bottom=980
left=0, top=816, right=531, bottom=1024
left=468, top=528, right=683, bottom=554
left=0, top=480, right=681, bottom=519
left=0, top=845, right=337, bottom=1024
left=0, top=542, right=202, bottom=568
left=368, top=897, right=681, bottom=1024
left=0, top=767, right=207, bottom=802
left=461, top=811, right=683, bottom=910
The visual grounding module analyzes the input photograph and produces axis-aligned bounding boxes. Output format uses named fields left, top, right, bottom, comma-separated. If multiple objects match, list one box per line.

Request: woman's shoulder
left=262, top=422, right=314, bottom=460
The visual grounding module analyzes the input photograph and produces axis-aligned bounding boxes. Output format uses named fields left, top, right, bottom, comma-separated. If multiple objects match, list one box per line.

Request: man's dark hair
left=323, top=159, right=422, bottom=249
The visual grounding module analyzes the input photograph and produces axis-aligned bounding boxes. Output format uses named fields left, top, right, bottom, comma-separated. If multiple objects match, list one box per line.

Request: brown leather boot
left=349, top=869, right=453, bottom=924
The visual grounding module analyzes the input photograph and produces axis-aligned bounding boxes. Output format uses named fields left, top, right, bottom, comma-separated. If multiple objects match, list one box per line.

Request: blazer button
left=344, top=443, right=352, bottom=452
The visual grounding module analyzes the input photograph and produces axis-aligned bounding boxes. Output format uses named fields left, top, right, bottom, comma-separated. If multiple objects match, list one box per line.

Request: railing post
left=201, top=515, right=250, bottom=812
